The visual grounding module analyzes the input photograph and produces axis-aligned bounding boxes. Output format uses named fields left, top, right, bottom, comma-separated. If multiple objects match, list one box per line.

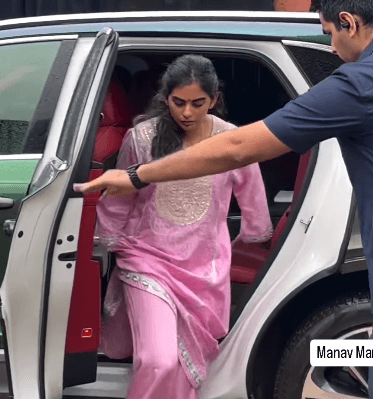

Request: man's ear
left=339, top=11, right=359, bottom=34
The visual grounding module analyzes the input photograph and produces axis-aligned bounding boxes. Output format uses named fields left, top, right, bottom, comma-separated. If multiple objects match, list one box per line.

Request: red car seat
left=230, top=149, right=313, bottom=284
left=93, top=75, right=135, bottom=163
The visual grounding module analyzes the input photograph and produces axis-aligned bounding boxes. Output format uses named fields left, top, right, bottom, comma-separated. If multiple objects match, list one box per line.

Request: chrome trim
left=28, top=156, right=68, bottom=197
left=228, top=216, right=241, bottom=220
left=118, top=42, right=210, bottom=50
left=97, top=27, right=113, bottom=38
left=0, top=35, right=78, bottom=46
left=300, top=216, right=313, bottom=233
left=0, top=197, right=14, bottom=209
left=344, top=256, right=366, bottom=264
left=282, top=39, right=332, bottom=53
left=0, top=154, right=42, bottom=160
left=0, top=11, right=320, bottom=28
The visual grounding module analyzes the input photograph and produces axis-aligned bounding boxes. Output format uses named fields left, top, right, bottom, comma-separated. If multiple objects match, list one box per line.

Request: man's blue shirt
left=264, top=40, right=373, bottom=262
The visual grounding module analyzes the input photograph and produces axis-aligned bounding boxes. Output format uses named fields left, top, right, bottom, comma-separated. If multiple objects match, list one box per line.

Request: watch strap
left=126, top=164, right=150, bottom=189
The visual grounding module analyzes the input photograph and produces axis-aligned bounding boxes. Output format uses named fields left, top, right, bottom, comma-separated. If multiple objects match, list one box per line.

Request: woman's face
left=167, top=82, right=217, bottom=132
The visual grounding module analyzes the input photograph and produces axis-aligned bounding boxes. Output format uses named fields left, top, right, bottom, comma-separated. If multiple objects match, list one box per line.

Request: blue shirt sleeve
left=264, top=64, right=372, bottom=154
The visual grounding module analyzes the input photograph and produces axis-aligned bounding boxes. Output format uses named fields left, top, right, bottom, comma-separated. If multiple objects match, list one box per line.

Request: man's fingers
left=73, top=177, right=107, bottom=194
left=73, top=170, right=134, bottom=196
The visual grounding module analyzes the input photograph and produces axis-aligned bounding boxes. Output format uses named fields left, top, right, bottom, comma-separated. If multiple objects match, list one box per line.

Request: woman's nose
left=183, top=104, right=193, bottom=118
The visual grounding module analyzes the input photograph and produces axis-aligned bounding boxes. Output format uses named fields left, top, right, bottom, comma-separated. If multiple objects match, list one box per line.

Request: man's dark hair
left=310, top=0, right=373, bottom=30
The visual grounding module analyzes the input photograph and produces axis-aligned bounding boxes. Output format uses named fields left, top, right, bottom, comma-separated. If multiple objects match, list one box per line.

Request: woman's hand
left=73, top=169, right=137, bottom=197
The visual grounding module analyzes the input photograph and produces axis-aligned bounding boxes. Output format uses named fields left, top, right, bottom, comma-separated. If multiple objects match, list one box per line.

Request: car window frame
left=282, top=39, right=344, bottom=86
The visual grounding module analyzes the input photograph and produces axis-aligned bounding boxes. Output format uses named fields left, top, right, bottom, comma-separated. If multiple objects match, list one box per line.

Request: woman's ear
left=164, top=95, right=170, bottom=107
left=209, top=94, right=219, bottom=110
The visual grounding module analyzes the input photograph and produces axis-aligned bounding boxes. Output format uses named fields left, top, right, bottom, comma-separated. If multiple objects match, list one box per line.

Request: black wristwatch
left=126, top=164, right=150, bottom=189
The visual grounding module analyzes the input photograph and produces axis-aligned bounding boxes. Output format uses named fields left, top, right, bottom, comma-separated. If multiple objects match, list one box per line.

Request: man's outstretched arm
left=138, top=121, right=290, bottom=183
left=76, top=120, right=291, bottom=195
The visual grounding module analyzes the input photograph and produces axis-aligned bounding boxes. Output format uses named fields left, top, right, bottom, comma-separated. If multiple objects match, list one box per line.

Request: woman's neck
left=183, top=115, right=213, bottom=148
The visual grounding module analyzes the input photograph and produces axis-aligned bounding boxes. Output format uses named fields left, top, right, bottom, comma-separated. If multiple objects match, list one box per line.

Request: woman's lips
left=181, top=121, right=193, bottom=126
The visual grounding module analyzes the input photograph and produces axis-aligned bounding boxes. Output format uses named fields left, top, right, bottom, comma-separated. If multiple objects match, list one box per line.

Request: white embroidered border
left=119, top=270, right=204, bottom=388
left=118, top=270, right=177, bottom=315
left=238, top=227, right=274, bottom=243
left=178, top=337, right=204, bottom=388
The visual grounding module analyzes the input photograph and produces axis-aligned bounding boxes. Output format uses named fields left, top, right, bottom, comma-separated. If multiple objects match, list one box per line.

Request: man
left=76, top=0, right=373, bottom=394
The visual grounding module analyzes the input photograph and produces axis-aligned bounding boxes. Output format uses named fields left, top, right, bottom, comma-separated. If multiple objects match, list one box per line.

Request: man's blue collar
left=360, top=39, right=373, bottom=61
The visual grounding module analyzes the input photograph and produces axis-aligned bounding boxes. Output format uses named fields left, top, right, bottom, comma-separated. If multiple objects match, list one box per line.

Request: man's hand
left=73, top=169, right=137, bottom=197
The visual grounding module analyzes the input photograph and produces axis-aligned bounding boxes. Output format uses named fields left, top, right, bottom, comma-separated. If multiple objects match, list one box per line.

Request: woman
left=79, top=55, right=272, bottom=399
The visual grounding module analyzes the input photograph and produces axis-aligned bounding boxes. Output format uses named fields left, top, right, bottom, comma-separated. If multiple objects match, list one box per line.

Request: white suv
left=0, top=11, right=368, bottom=399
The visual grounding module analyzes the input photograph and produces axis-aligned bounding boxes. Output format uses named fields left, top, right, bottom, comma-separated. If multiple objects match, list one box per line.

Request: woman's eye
left=173, top=100, right=185, bottom=107
left=192, top=101, right=204, bottom=108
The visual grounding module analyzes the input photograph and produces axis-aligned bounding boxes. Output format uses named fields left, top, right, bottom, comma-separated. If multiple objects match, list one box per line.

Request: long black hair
left=135, top=54, right=226, bottom=160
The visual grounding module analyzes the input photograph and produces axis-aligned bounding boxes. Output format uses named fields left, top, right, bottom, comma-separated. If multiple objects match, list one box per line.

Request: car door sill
left=63, top=362, right=132, bottom=398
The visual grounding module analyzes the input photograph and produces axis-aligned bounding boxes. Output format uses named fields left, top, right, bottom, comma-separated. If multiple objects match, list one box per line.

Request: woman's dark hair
left=135, top=54, right=226, bottom=159
left=310, top=0, right=373, bottom=30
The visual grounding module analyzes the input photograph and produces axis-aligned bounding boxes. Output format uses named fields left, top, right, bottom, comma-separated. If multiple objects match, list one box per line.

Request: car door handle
left=300, top=216, right=313, bottom=233
left=3, top=219, right=15, bottom=237
left=0, top=197, right=14, bottom=209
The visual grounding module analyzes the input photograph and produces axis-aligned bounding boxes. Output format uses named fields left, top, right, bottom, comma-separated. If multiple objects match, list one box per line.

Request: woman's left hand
left=73, top=169, right=137, bottom=197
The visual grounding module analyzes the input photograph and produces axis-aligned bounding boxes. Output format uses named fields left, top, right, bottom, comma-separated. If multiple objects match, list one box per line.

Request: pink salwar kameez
left=96, top=115, right=272, bottom=398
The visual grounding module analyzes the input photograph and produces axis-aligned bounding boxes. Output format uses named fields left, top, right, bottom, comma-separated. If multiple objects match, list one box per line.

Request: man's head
left=310, top=0, right=373, bottom=62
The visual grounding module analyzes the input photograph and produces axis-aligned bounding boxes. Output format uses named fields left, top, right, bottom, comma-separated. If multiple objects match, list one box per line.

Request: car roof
left=0, top=11, right=327, bottom=45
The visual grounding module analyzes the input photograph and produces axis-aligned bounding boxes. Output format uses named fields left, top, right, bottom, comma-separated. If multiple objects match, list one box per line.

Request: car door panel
left=43, top=30, right=119, bottom=399
left=0, top=28, right=119, bottom=399
left=0, top=157, right=41, bottom=284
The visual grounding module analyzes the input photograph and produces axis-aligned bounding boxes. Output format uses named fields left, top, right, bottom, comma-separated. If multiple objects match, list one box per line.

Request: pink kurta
left=96, top=115, right=272, bottom=388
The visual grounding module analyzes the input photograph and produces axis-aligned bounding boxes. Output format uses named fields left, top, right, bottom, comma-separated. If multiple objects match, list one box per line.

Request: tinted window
left=285, top=45, right=344, bottom=86
left=0, top=41, right=61, bottom=155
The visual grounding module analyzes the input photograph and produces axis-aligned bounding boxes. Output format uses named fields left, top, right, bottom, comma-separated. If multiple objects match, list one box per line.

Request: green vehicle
left=0, top=11, right=368, bottom=399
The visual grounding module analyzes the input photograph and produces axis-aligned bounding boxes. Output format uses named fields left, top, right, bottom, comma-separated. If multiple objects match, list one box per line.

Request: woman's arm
left=94, top=129, right=139, bottom=249
left=76, top=121, right=290, bottom=196
left=231, top=163, right=273, bottom=243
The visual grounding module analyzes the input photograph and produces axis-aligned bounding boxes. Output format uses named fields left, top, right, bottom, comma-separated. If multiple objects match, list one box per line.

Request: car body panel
left=44, top=197, right=83, bottom=399
left=0, top=12, right=328, bottom=45
left=0, top=157, right=40, bottom=282
left=200, top=138, right=353, bottom=398
left=0, top=21, right=325, bottom=42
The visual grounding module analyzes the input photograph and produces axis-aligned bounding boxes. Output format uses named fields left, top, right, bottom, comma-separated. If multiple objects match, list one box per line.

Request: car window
left=0, top=41, right=61, bottom=155
left=284, top=44, right=344, bottom=86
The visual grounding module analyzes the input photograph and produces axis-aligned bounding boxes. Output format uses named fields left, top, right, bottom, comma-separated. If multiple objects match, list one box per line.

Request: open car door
left=0, top=27, right=119, bottom=399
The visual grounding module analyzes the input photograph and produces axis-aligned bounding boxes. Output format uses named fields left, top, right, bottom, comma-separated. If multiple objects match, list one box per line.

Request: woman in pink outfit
left=94, top=55, right=272, bottom=398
